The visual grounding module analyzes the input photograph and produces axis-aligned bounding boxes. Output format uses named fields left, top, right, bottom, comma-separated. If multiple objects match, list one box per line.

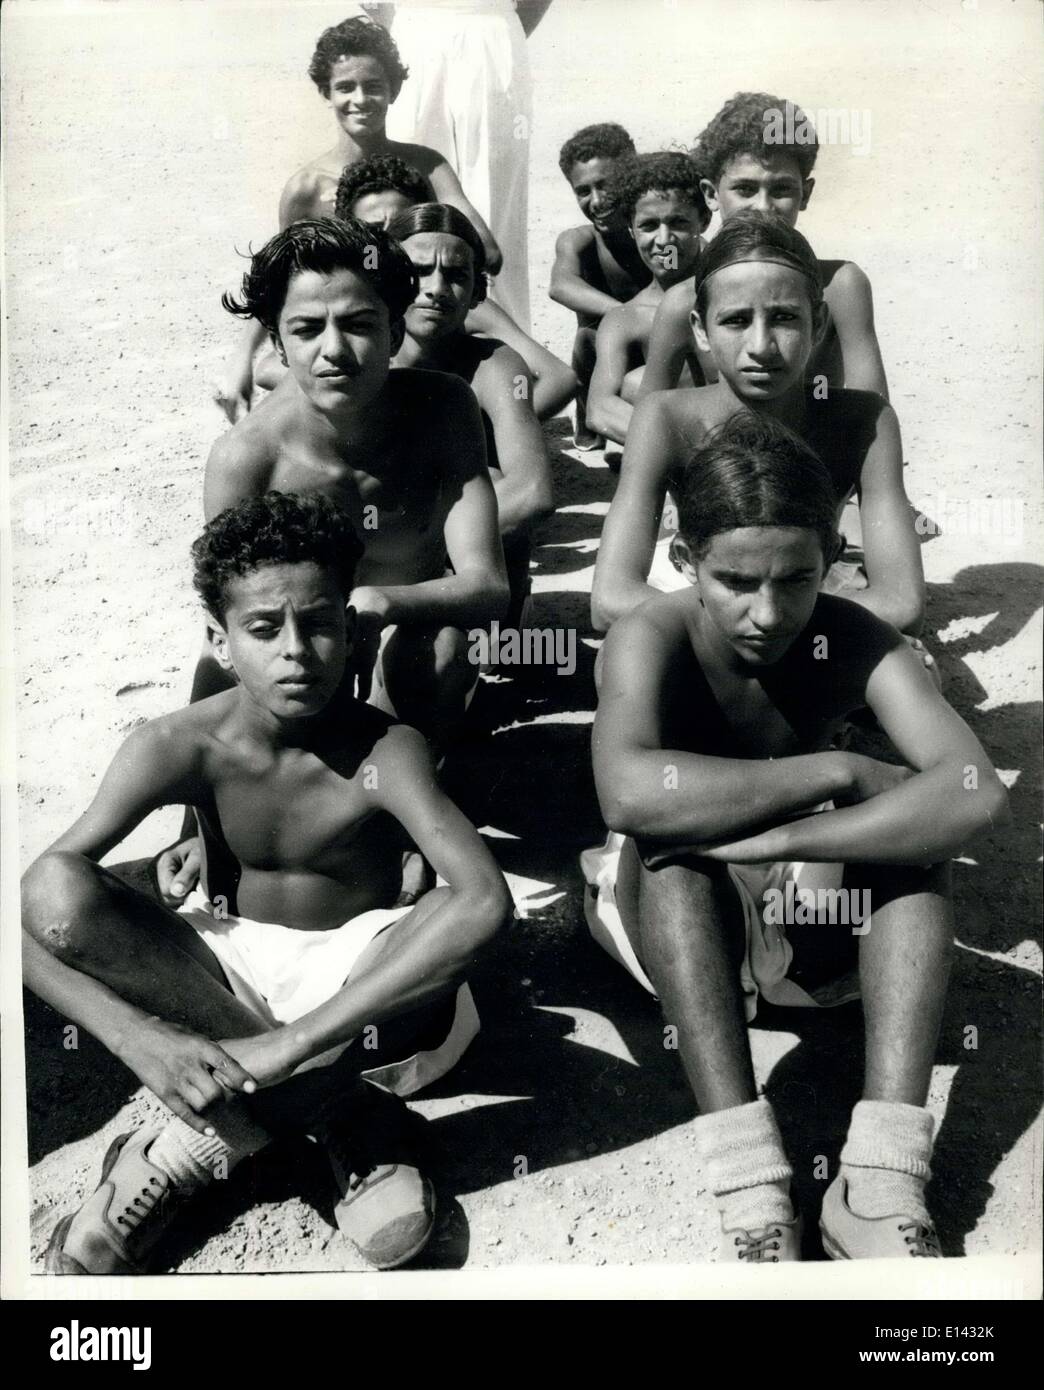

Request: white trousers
left=387, top=0, right=532, bottom=330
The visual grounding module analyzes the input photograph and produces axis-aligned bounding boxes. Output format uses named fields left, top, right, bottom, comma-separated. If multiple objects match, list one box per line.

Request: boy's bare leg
left=571, top=324, right=600, bottom=448
left=853, top=861, right=953, bottom=1106
left=822, top=863, right=952, bottom=1250
left=633, top=843, right=795, bottom=1246
left=376, top=623, right=476, bottom=746
left=633, top=846, right=756, bottom=1112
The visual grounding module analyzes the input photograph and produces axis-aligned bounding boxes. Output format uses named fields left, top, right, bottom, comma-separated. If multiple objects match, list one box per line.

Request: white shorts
left=580, top=832, right=861, bottom=1021
left=178, top=888, right=480, bottom=1096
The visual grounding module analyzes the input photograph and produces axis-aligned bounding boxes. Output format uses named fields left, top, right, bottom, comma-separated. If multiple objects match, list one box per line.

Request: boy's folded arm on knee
left=591, top=398, right=675, bottom=629
left=848, top=405, right=925, bottom=635
left=477, top=349, right=555, bottom=531
left=586, top=310, right=634, bottom=444
left=635, top=289, right=689, bottom=400
left=268, top=726, right=512, bottom=1072
left=593, top=614, right=856, bottom=842
left=550, top=228, right=619, bottom=319
left=726, top=645, right=1011, bottom=866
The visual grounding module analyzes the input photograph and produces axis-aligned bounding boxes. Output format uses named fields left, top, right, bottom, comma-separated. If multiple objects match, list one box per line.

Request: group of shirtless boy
left=23, top=15, right=1008, bottom=1275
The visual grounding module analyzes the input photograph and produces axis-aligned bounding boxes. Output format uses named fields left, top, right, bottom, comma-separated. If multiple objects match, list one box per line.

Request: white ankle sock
left=840, top=1099, right=934, bottom=1221
left=695, top=1098, right=794, bottom=1232
left=149, top=1102, right=270, bottom=1191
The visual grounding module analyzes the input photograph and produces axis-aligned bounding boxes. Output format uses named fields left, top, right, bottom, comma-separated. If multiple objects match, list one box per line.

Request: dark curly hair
left=558, top=122, right=635, bottom=178
left=334, top=155, right=434, bottom=221
left=192, top=492, right=363, bottom=622
left=693, top=209, right=823, bottom=321
left=675, top=413, right=839, bottom=563
left=387, top=202, right=487, bottom=303
left=308, top=17, right=409, bottom=98
left=607, top=151, right=710, bottom=230
left=222, top=217, right=418, bottom=333
left=695, top=92, right=819, bottom=185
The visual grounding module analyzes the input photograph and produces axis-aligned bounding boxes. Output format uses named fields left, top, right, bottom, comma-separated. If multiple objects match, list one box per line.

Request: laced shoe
left=820, top=1175, right=942, bottom=1259
left=325, top=1083, right=435, bottom=1271
left=45, top=1128, right=192, bottom=1275
left=722, top=1212, right=803, bottom=1263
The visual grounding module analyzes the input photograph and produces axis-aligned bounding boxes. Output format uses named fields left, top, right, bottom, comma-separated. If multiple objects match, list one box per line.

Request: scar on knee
left=42, top=917, right=78, bottom=958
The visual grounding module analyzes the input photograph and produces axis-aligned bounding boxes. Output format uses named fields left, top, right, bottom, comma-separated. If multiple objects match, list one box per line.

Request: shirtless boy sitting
left=23, top=491, right=513, bottom=1274
left=216, top=15, right=500, bottom=422
left=586, top=413, right=1008, bottom=1261
left=592, top=211, right=923, bottom=639
left=204, top=215, right=509, bottom=742
left=638, top=93, right=889, bottom=401
left=586, top=152, right=709, bottom=446
left=389, top=201, right=554, bottom=625
left=549, top=123, right=651, bottom=449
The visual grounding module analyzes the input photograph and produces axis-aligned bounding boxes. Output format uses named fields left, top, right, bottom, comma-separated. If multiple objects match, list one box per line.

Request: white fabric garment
left=580, top=831, right=861, bottom=1021
left=178, top=888, right=480, bottom=1095
left=387, top=0, right=532, bottom=329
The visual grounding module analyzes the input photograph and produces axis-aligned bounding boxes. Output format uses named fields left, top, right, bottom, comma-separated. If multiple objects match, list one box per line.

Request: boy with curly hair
left=585, top=151, right=710, bottom=446
left=23, top=491, right=512, bottom=1276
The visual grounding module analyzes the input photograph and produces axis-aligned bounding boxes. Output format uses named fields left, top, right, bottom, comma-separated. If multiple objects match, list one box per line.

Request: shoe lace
left=734, top=1227, right=784, bottom=1262
left=115, top=1175, right=168, bottom=1232
left=899, top=1220, right=941, bottom=1257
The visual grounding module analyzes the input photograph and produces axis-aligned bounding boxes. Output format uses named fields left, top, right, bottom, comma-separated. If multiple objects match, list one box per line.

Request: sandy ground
left=4, top=0, right=1042, bottom=1281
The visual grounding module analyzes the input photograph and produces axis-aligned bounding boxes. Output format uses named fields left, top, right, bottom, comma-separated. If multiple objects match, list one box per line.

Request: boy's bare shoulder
left=821, top=258, right=872, bottom=303
left=389, top=364, right=476, bottom=410
left=280, top=159, right=337, bottom=220
left=208, top=400, right=284, bottom=482
left=388, top=140, right=447, bottom=177
left=612, top=587, right=693, bottom=650
left=122, top=695, right=240, bottom=780
left=556, top=223, right=596, bottom=254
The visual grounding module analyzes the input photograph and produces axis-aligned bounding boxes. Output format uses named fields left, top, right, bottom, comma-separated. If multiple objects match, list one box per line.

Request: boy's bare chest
left=591, top=238, right=646, bottom=300
left=269, top=443, right=443, bottom=541
left=213, top=755, right=376, bottom=870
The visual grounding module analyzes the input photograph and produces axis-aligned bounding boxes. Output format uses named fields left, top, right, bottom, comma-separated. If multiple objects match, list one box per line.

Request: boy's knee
left=22, top=852, right=105, bottom=961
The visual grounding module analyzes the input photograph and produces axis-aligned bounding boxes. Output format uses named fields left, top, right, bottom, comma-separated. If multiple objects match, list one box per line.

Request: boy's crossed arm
left=549, top=226, right=619, bottom=322
left=595, top=612, right=1008, bottom=868
left=586, top=305, right=641, bottom=446
left=848, top=402, right=925, bottom=635
left=475, top=347, right=554, bottom=535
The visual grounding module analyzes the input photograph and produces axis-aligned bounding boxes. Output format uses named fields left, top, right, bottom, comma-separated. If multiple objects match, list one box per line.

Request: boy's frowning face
left=631, top=188, right=704, bottom=280
left=276, top=267, right=396, bottom=412
left=693, top=260, right=822, bottom=401
left=684, top=526, right=824, bottom=667
left=325, top=55, right=392, bottom=138
left=210, top=561, right=350, bottom=720
left=352, top=188, right=415, bottom=230
left=705, top=152, right=812, bottom=227
left=401, top=232, right=479, bottom=342
left=567, top=156, right=623, bottom=232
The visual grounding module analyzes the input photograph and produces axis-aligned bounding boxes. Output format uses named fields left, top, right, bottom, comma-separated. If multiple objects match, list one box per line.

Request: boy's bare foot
left=324, top=1083, right=435, bottom=1270
left=573, top=424, right=603, bottom=451
left=45, top=1128, right=195, bottom=1275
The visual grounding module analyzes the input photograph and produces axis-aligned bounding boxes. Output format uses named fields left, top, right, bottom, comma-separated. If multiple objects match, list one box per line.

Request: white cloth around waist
left=580, top=831, right=861, bottom=1022
left=177, top=887, right=479, bottom=1095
